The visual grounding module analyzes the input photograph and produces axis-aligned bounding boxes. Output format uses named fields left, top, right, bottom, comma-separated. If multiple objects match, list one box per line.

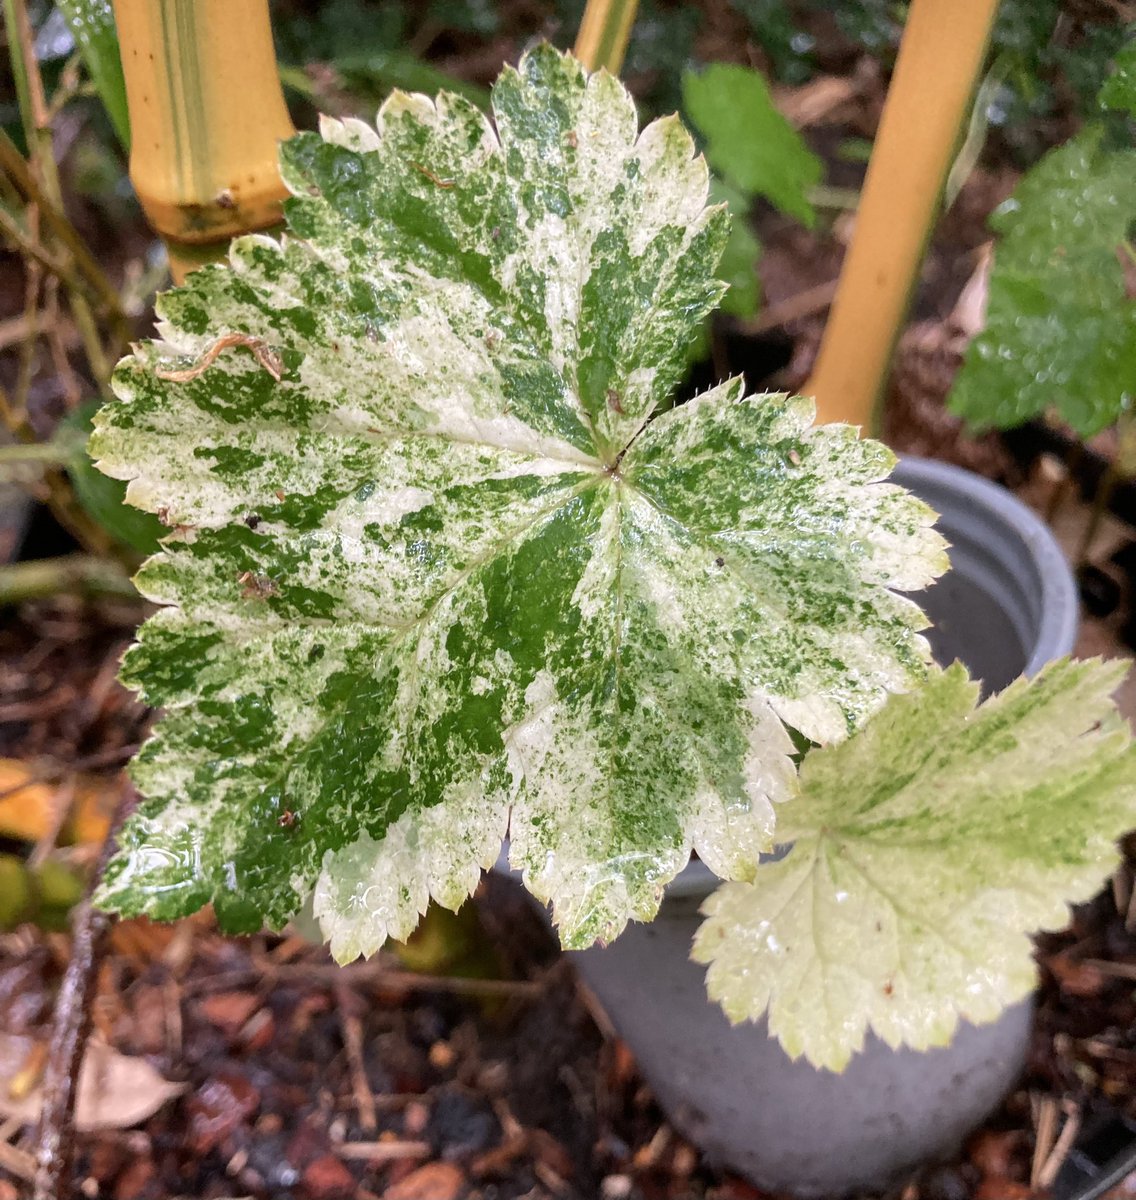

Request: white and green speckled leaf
left=695, top=659, right=1136, bottom=1072
left=91, top=45, right=945, bottom=957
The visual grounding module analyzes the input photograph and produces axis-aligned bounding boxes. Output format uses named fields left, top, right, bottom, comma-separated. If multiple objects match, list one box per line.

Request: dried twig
left=734, top=278, right=839, bottom=336
left=155, top=333, right=284, bottom=383
left=337, top=1140, right=431, bottom=1162
left=335, top=980, right=378, bottom=1134
left=1029, top=1095, right=1059, bottom=1191
left=1035, top=1101, right=1080, bottom=1191
left=185, top=959, right=545, bottom=998
left=31, top=792, right=129, bottom=1200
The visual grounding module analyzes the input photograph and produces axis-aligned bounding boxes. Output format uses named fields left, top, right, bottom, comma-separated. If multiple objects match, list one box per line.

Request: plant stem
left=805, top=0, right=1000, bottom=430
left=0, top=556, right=136, bottom=606
left=0, top=440, right=73, bottom=465
left=1, top=0, right=36, bottom=152
left=5, top=0, right=114, bottom=382
left=574, top=0, right=640, bottom=74
left=0, top=132, right=126, bottom=327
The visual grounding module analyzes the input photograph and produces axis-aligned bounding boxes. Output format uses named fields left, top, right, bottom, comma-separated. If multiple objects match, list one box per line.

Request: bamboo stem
left=113, top=0, right=294, bottom=282
left=805, top=0, right=1000, bottom=429
left=574, top=0, right=640, bottom=74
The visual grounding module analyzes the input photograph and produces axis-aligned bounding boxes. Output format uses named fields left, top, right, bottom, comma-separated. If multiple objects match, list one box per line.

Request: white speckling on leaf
left=91, top=45, right=947, bottom=953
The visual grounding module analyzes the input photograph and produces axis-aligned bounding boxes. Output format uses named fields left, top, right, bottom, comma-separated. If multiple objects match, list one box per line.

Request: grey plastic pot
left=566, top=456, right=1081, bottom=1197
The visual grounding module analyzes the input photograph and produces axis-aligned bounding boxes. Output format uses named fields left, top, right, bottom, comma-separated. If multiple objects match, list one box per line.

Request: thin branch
left=14, top=203, right=43, bottom=426
left=32, top=791, right=130, bottom=1200
left=0, top=131, right=125, bottom=324
left=0, top=203, right=74, bottom=287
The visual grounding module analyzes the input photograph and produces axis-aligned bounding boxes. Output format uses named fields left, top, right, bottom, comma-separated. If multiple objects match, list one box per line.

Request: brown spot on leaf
left=238, top=572, right=278, bottom=600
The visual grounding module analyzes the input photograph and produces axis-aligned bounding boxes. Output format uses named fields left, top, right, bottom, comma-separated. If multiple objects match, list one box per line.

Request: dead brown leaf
left=0, top=1033, right=185, bottom=1130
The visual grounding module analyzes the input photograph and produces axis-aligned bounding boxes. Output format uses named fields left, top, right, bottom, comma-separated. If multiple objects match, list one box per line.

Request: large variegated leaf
left=91, top=45, right=945, bottom=956
left=695, top=659, right=1136, bottom=1072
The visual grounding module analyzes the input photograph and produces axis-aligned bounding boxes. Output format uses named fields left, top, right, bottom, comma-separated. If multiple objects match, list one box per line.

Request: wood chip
left=337, top=1140, right=431, bottom=1162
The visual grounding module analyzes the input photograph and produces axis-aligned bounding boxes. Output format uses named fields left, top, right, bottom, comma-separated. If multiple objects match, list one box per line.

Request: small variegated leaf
left=694, top=659, right=1136, bottom=1072
left=91, top=45, right=945, bottom=956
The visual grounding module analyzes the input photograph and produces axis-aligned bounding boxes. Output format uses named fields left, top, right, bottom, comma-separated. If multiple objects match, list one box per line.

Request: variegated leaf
left=695, top=659, right=1136, bottom=1072
left=92, top=45, right=945, bottom=956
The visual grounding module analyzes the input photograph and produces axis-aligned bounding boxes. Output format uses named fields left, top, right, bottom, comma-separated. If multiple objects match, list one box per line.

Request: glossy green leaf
left=949, top=126, right=1136, bottom=436
left=682, top=63, right=820, bottom=227
left=711, top=178, right=761, bottom=319
left=91, top=46, right=944, bottom=956
left=62, top=403, right=163, bottom=556
left=1101, top=40, right=1136, bottom=118
left=695, top=660, right=1136, bottom=1072
left=57, top=0, right=130, bottom=148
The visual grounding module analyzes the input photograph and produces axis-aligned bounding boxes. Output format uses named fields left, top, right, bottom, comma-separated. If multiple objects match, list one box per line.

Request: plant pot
left=565, top=455, right=1080, bottom=1197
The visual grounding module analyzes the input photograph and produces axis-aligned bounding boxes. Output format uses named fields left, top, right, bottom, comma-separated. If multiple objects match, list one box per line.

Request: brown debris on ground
left=0, top=854, right=1135, bottom=1199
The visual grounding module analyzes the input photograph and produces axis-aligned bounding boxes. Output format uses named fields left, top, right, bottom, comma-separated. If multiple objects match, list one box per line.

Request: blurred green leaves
left=683, top=62, right=820, bottom=227
left=56, top=0, right=129, bottom=147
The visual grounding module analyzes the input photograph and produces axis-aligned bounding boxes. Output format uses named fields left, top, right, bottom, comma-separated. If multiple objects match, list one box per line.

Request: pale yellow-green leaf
left=695, top=659, right=1136, bottom=1071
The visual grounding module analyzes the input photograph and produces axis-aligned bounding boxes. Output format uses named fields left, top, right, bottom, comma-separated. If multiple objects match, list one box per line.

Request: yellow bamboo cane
left=806, top=0, right=1000, bottom=430
left=574, top=0, right=640, bottom=74
left=112, top=0, right=294, bottom=283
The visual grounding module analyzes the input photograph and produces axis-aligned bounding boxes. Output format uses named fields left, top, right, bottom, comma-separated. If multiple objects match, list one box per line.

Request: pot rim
left=892, top=455, right=1078, bottom=676
left=663, top=457, right=1078, bottom=903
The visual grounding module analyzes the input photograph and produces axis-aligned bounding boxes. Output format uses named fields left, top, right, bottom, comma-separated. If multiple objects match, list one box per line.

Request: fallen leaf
left=303, top=1154, right=357, bottom=1199
left=198, top=990, right=260, bottom=1037
left=186, top=1070, right=259, bottom=1154
left=383, top=1161, right=465, bottom=1200
left=0, top=760, right=119, bottom=846
left=968, top=1128, right=1024, bottom=1181
left=0, top=1033, right=185, bottom=1130
left=975, top=1182, right=1033, bottom=1200
left=1046, top=952, right=1110, bottom=998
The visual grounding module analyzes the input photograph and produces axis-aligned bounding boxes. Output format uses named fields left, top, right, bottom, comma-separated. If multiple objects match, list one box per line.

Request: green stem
left=1, top=0, right=36, bottom=151
left=0, top=441, right=73, bottom=465
left=807, top=184, right=861, bottom=211
left=0, top=556, right=137, bottom=606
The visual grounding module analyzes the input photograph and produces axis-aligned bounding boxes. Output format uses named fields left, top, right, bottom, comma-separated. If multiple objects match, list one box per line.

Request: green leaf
left=62, top=403, right=163, bottom=556
left=949, top=128, right=1136, bottom=436
left=90, top=45, right=944, bottom=956
left=1101, top=40, right=1136, bottom=118
left=682, top=63, right=821, bottom=227
left=710, top=178, right=761, bottom=319
left=331, top=50, right=491, bottom=112
left=694, top=660, right=1136, bottom=1072
left=56, top=0, right=130, bottom=149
